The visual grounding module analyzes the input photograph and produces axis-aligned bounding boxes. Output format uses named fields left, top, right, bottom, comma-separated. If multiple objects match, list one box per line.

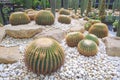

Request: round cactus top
left=92, top=23, right=108, bottom=28
left=34, top=38, right=54, bottom=48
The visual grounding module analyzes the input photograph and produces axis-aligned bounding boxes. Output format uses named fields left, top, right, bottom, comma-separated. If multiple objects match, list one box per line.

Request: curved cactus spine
left=89, top=23, right=108, bottom=38
left=85, top=34, right=99, bottom=45
left=25, top=37, right=65, bottom=75
left=35, top=10, right=54, bottom=25
left=58, top=15, right=71, bottom=24
left=9, top=12, right=30, bottom=25
left=77, top=39, right=98, bottom=57
left=66, top=32, right=84, bottom=47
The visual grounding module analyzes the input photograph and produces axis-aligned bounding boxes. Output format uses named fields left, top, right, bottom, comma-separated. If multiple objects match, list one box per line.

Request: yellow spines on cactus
left=9, top=12, right=30, bottom=25
left=25, top=37, right=64, bottom=75
left=59, top=8, right=70, bottom=15
left=84, top=34, right=99, bottom=45
left=66, top=32, right=84, bottom=47
left=58, top=15, right=71, bottom=24
left=35, top=10, right=55, bottom=25
left=78, top=39, right=98, bottom=57
left=89, top=23, right=108, bottom=38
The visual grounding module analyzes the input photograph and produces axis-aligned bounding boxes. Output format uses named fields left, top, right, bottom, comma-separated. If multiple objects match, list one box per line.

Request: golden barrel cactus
left=89, top=23, right=108, bottom=38
left=9, top=12, right=30, bottom=25
left=78, top=39, right=98, bottom=57
left=25, top=38, right=64, bottom=75
left=59, top=8, right=70, bottom=15
left=85, top=34, right=99, bottom=45
left=84, top=22, right=92, bottom=31
left=35, top=10, right=55, bottom=25
left=66, top=32, right=84, bottom=47
left=58, top=15, right=71, bottom=24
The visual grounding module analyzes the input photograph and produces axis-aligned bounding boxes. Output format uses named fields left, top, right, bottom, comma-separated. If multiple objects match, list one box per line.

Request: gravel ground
left=0, top=13, right=120, bottom=80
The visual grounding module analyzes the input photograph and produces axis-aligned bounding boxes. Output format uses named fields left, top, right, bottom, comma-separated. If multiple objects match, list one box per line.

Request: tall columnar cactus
left=80, top=0, right=88, bottom=16
left=63, top=0, right=69, bottom=9
left=112, top=0, right=120, bottom=13
left=77, top=39, right=98, bottom=57
left=99, top=0, right=106, bottom=20
left=35, top=10, right=55, bottom=25
left=59, top=8, right=70, bottom=15
left=117, top=11, right=120, bottom=37
left=50, top=0, right=56, bottom=16
left=58, top=15, right=71, bottom=24
left=41, top=0, right=46, bottom=9
left=93, top=0, right=97, bottom=8
left=25, top=37, right=64, bottom=75
left=107, top=0, right=110, bottom=9
left=66, top=32, right=84, bottom=47
left=85, top=34, right=99, bottom=45
left=86, top=0, right=92, bottom=16
left=89, top=23, right=108, bottom=38
left=73, top=0, right=79, bottom=14
left=9, top=12, right=30, bottom=25
left=56, top=0, right=61, bottom=9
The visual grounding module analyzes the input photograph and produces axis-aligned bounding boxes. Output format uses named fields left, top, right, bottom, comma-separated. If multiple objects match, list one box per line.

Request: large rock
left=34, top=29, right=66, bottom=42
left=5, top=24, right=42, bottom=38
left=0, top=27, right=6, bottom=43
left=0, top=46, right=22, bottom=64
left=103, top=37, right=120, bottom=57
left=67, top=25, right=85, bottom=33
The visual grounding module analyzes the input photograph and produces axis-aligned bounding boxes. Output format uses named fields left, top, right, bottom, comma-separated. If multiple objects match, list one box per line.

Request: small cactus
left=59, top=8, right=70, bottom=15
left=84, top=20, right=101, bottom=31
left=35, top=10, right=55, bottom=25
left=84, top=34, right=99, bottom=45
left=9, top=12, right=30, bottom=25
left=78, top=39, right=98, bottom=57
left=89, top=23, right=108, bottom=38
left=58, top=15, right=71, bottom=24
left=25, top=37, right=64, bottom=75
left=66, top=32, right=84, bottom=47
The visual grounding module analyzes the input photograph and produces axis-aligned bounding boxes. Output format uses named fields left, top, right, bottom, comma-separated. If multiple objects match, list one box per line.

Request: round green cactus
left=89, top=23, right=108, bottom=38
left=84, top=34, right=99, bottom=45
left=84, top=22, right=92, bottom=31
left=25, top=37, right=64, bottom=75
left=78, top=39, right=98, bottom=57
left=35, top=10, right=55, bottom=25
left=59, top=8, right=70, bottom=15
left=9, top=12, right=30, bottom=25
left=66, top=32, right=84, bottom=47
left=58, top=15, right=71, bottom=24
left=88, top=19, right=101, bottom=24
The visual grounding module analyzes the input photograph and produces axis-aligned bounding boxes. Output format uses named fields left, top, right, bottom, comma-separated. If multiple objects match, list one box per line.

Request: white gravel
left=0, top=13, right=120, bottom=80
left=0, top=37, right=120, bottom=80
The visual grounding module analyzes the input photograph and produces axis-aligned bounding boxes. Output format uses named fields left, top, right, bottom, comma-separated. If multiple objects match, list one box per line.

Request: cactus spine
left=25, top=37, right=64, bottom=75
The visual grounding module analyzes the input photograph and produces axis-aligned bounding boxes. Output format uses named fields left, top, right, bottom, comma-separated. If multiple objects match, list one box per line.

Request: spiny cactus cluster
left=25, top=37, right=64, bottom=75
left=58, top=15, right=71, bottom=24
left=78, top=39, right=98, bottom=57
left=35, top=10, right=55, bottom=25
left=84, top=20, right=101, bottom=31
left=89, top=23, right=108, bottom=38
left=9, top=12, right=30, bottom=25
left=85, top=34, right=99, bottom=45
left=59, top=8, right=70, bottom=15
left=66, top=32, right=84, bottom=47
